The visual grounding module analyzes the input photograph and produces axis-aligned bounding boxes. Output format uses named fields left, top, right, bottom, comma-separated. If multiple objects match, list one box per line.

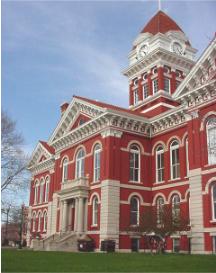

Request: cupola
left=123, top=10, right=197, bottom=117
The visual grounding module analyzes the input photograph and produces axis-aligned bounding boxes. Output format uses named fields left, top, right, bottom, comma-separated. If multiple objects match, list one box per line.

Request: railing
left=61, top=177, right=89, bottom=191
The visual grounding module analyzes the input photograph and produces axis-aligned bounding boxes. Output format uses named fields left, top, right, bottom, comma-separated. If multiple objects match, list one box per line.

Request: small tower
left=123, top=11, right=197, bottom=117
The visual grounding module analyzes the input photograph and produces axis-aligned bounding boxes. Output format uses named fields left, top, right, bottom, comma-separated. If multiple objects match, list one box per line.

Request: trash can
left=100, top=240, right=115, bottom=252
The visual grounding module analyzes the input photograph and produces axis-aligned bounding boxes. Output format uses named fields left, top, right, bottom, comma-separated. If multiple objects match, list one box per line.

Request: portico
left=58, top=177, right=89, bottom=235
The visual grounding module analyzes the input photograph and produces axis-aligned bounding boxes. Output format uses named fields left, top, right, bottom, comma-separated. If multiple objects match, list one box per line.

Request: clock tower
left=123, top=11, right=197, bottom=117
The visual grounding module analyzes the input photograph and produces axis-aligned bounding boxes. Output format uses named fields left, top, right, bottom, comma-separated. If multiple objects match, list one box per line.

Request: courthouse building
left=27, top=11, right=216, bottom=253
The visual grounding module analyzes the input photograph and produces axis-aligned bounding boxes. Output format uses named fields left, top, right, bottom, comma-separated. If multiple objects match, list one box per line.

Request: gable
left=173, top=37, right=216, bottom=99
left=28, top=141, right=54, bottom=169
left=70, top=113, right=91, bottom=131
left=48, top=97, right=105, bottom=144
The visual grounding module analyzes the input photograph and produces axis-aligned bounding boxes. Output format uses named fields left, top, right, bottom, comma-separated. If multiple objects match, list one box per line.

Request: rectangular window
left=152, top=79, right=158, bottom=94
left=173, top=238, right=180, bottom=253
left=134, top=89, right=139, bottom=105
left=171, top=148, right=180, bottom=179
left=40, top=184, right=44, bottom=203
left=164, top=78, right=170, bottom=93
left=143, top=83, right=149, bottom=99
left=129, top=152, right=139, bottom=182
left=156, top=152, right=164, bottom=182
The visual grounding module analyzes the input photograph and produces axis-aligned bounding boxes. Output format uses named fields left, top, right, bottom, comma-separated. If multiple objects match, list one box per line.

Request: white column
left=84, top=198, right=88, bottom=232
left=77, top=197, right=84, bottom=233
left=74, top=198, right=79, bottom=232
left=62, top=200, right=68, bottom=232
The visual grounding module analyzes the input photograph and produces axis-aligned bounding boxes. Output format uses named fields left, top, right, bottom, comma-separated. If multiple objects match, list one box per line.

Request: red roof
left=73, top=95, right=145, bottom=117
left=39, top=141, right=55, bottom=154
left=141, top=11, right=184, bottom=35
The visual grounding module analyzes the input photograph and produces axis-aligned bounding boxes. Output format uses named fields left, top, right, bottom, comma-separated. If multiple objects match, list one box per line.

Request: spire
left=158, top=0, right=161, bottom=11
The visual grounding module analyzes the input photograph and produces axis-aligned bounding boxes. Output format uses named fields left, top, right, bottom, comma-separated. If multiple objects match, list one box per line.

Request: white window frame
left=152, top=79, right=159, bottom=94
left=156, top=197, right=164, bottom=224
left=43, top=211, right=48, bottom=232
left=38, top=213, right=41, bottom=232
left=170, top=140, right=180, bottom=180
left=130, top=197, right=140, bottom=226
left=76, top=149, right=85, bottom=178
left=164, top=78, right=171, bottom=93
left=62, top=158, right=68, bottom=182
left=44, top=177, right=50, bottom=203
left=143, top=83, right=149, bottom=99
left=93, top=144, right=101, bottom=182
left=207, top=117, right=216, bottom=165
left=34, top=182, right=39, bottom=205
left=186, top=139, right=189, bottom=177
left=129, top=145, right=140, bottom=182
left=92, top=197, right=99, bottom=226
left=156, top=146, right=164, bottom=183
left=213, top=236, right=216, bottom=253
left=39, top=179, right=45, bottom=204
left=172, top=195, right=180, bottom=220
left=211, top=184, right=216, bottom=221
left=32, top=213, right=36, bottom=232
left=133, top=89, right=139, bottom=105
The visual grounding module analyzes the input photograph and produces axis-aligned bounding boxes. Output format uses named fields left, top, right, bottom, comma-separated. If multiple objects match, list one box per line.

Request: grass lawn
left=1, top=249, right=216, bottom=272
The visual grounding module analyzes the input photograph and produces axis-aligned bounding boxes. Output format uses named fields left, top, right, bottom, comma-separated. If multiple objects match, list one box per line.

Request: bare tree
left=1, top=110, right=28, bottom=193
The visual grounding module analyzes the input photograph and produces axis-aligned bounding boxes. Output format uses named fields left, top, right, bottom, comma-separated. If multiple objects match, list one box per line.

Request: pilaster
left=188, top=168, right=205, bottom=253
left=100, top=180, right=120, bottom=249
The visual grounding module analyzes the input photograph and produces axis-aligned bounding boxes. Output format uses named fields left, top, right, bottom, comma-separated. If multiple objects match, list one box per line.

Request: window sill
left=91, top=224, right=98, bottom=228
left=128, top=181, right=141, bottom=184
left=168, top=178, right=181, bottom=182
left=210, top=220, right=216, bottom=223
left=92, top=180, right=100, bottom=184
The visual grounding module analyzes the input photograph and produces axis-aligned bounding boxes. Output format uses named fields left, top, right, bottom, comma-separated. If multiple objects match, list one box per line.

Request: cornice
left=122, top=47, right=195, bottom=79
left=28, top=157, right=55, bottom=176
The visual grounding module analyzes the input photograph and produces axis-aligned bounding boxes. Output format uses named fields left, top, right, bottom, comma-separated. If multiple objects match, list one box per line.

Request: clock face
left=172, top=42, right=183, bottom=55
left=138, top=44, right=148, bottom=58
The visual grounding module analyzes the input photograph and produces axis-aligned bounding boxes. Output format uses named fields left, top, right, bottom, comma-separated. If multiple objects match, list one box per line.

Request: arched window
left=38, top=212, right=42, bottom=232
left=185, top=138, right=189, bottom=176
left=43, top=211, right=48, bottom=232
left=129, top=145, right=140, bottom=182
left=172, top=195, right=180, bottom=221
left=34, top=181, right=39, bottom=205
left=39, top=179, right=45, bottom=204
left=94, top=144, right=101, bottom=182
left=170, top=140, right=180, bottom=179
left=76, top=149, right=85, bottom=178
left=212, top=184, right=216, bottom=220
left=156, top=197, right=164, bottom=224
left=62, top=158, right=68, bottom=182
left=206, top=117, right=216, bottom=165
left=92, top=197, right=99, bottom=226
left=130, top=197, right=139, bottom=225
left=44, top=177, right=50, bottom=203
left=32, top=213, right=36, bottom=232
left=156, top=146, right=164, bottom=183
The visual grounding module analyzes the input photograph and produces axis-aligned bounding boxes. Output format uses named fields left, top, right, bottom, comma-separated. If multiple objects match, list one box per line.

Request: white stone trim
left=152, top=193, right=167, bottom=205
left=202, top=176, right=216, bottom=194
left=141, top=102, right=175, bottom=114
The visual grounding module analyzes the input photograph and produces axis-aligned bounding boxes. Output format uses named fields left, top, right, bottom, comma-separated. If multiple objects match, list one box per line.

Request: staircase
left=32, top=232, right=78, bottom=252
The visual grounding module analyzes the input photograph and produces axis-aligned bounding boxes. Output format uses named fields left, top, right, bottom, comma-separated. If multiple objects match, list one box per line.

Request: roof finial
left=158, top=0, right=161, bottom=10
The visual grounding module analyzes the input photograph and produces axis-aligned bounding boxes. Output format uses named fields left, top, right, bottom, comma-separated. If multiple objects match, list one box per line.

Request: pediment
left=69, top=113, right=91, bottom=131
left=173, top=37, right=216, bottom=99
left=48, top=97, right=105, bottom=144
left=28, top=141, right=54, bottom=169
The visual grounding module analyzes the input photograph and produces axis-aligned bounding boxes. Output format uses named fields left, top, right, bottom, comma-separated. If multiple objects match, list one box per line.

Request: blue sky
left=2, top=0, right=216, bottom=154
